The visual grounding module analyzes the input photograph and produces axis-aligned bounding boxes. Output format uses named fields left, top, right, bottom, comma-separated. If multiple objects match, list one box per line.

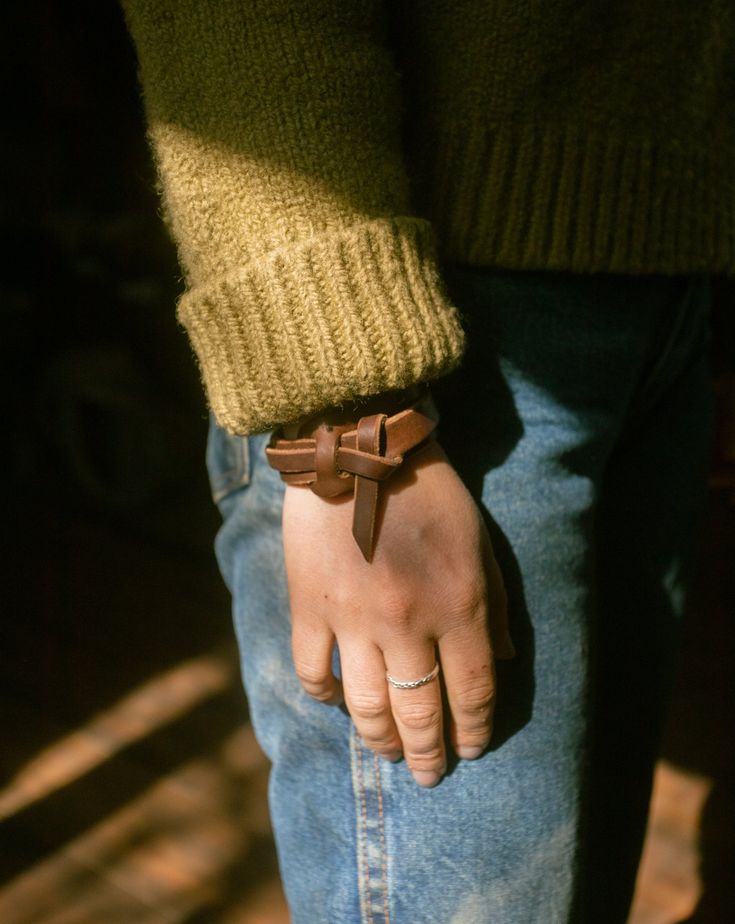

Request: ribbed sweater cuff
left=177, top=216, right=466, bottom=434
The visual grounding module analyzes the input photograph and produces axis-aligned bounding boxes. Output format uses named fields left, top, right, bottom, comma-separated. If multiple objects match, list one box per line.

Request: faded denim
left=207, top=268, right=713, bottom=924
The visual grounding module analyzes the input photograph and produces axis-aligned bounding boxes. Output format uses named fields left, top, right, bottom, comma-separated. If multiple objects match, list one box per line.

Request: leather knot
left=310, top=422, right=355, bottom=497
left=264, top=387, right=439, bottom=562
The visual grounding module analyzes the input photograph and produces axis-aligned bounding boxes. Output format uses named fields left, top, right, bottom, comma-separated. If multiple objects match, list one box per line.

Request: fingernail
left=382, top=750, right=403, bottom=763
left=413, top=769, right=442, bottom=788
left=456, top=745, right=484, bottom=760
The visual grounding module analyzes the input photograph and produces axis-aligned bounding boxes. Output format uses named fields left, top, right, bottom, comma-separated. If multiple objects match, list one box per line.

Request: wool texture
left=122, top=0, right=735, bottom=434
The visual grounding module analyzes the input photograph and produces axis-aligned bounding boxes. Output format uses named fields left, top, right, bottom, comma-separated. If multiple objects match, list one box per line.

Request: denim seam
left=350, top=727, right=391, bottom=924
left=210, top=436, right=250, bottom=503
left=355, top=740, right=372, bottom=924
left=374, top=755, right=391, bottom=923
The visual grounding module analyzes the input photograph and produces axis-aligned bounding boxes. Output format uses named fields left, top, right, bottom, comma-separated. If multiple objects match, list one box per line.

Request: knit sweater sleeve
left=121, top=0, right=465, bottom=435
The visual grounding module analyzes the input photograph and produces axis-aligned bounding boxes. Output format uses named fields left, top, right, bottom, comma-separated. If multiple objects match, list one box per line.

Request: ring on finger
left=385, top=662, right=440, bottom=690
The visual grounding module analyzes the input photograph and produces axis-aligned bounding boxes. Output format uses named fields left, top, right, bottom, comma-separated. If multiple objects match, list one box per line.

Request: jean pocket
left=205, top=414, right=251, bottom=505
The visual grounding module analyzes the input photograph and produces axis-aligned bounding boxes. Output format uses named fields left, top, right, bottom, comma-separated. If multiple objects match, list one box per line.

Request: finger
left=439, top=617, right=497, bottom=760
left=483, top=538, right=515, bottom=660
left=291, top=613, right=343, bottom=705
left=386, top=645, right=445, bottom=787
left=340, top=639, right=403, bottom=761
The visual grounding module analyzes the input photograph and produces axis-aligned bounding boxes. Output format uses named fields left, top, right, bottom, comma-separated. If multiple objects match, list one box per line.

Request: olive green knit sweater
left=122, top=0, right=735, bottom=435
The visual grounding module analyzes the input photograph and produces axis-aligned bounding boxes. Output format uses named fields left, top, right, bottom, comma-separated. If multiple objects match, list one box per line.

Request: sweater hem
left=418, top=121, right=735, bottom=276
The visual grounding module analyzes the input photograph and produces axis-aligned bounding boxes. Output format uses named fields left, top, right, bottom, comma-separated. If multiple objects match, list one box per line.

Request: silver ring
left=385, top=662, right=440, bottom=690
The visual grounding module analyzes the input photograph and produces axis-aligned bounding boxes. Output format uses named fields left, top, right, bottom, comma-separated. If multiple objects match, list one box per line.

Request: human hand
left=282, top=440, right=514, bottom=788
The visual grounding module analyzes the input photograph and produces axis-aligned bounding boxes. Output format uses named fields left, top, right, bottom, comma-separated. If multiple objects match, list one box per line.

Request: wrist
left=266, top=383, right=439, bottom=561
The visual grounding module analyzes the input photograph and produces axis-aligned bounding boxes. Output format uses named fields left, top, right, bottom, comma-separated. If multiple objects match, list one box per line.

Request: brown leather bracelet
left=265, top=385, right=439, bottom=562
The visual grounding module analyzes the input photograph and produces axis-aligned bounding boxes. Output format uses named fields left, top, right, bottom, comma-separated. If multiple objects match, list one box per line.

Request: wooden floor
left=2, top=458, right=732, bottom=923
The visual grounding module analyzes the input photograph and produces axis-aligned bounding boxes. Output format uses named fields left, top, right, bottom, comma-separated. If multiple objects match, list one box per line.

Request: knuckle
left=349, top=693, right=390, bottom=723
left=301, top=684, right=335, bottom=703
left=294, top=661, right=328, bottom=686
left=406, top=742, right=444, bottom=766
left=294, top=663, right=333, bottom=699
left=381, top=592, right=415, bottom=631
left=362, top=731, right=399, bottom=751
left=304, top=688, right=336, bottom=704
left=441, top=578, right=489, bottom=624
left=398, top=702, right=442, bottom=733
left=456, top=682, right=496, bottom=718
left=461, top=581, right=490, bottom=618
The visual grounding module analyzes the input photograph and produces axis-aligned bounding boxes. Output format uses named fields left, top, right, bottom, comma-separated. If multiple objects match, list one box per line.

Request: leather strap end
left=350, top=413, right=386, bottom=561
left=352, top=480, right=379, bottom=561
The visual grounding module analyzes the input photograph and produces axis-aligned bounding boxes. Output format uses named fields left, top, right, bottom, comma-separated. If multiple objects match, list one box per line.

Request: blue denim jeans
left=207, top=268, right=713, bottom=924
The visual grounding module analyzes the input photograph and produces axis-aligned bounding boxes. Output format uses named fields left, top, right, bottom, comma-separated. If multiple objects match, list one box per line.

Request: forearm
left=121, top=0, right=465, bottom=434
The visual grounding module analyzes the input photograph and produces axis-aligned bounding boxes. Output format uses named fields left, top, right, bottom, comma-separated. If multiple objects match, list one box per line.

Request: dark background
left=1, top=3, right=733, bottom=922
left=2, top=0, right=235, bottom=798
